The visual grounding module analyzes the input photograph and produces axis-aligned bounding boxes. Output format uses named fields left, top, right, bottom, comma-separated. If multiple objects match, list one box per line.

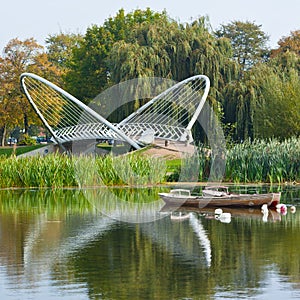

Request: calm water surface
left=0, top=185, right=299, bottom=299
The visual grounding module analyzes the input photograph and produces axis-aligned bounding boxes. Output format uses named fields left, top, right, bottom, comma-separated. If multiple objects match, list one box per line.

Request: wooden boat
left=158, top=186, right=281, bottom=208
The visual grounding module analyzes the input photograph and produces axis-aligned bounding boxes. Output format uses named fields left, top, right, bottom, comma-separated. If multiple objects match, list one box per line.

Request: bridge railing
left=53, top=122, right=190, bottom=144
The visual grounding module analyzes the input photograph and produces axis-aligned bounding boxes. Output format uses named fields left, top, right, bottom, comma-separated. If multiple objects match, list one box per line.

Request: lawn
left=0, top=145, right=45, bottom=157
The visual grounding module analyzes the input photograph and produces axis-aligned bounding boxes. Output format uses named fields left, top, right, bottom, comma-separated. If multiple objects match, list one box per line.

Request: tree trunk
left=1, top=125, right=7, bottom=147
left=24, top=113, right=29, bottom=134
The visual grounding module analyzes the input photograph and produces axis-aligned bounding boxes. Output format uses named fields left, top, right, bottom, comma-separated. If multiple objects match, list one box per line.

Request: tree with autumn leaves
left=0, top=9, right=299, bottom=146
left=0, top=37, right=69, bottom=146
left=0, top=38, right=43, bottom=146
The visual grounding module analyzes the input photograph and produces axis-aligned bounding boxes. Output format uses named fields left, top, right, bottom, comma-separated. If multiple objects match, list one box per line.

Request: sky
left=1, top=0, right=300, bottom=52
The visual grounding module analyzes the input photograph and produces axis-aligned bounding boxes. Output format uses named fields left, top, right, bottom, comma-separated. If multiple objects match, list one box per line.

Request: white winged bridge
left=20, top=73, right=210, bottom=151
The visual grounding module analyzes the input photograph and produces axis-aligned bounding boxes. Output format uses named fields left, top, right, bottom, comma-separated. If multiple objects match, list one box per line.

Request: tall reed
left=174, top=137, right=300, bottom=183
left=0, top=153, right=167, bottom=188
left=95, top=154, right=166, bottom=186
left=225, top=137, right=300, bottom=183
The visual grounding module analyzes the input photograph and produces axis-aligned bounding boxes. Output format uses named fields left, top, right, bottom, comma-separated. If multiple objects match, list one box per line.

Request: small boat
left=158, top=186, right=281, bottom=208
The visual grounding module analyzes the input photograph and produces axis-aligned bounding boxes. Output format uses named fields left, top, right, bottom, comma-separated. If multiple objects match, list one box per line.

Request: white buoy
left=290, top=206, right=296, bottom=214
left=276, top=203, right=287, bottom=215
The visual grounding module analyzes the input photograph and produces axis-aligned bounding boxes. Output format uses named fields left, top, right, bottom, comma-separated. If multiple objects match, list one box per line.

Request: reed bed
left=170, top=137, right=300, bottom=184
left=0, top=153, right=167, bottom=188
left=225, top=137, right=300, bottom=183
left=0, top=137, right=298, bottom=188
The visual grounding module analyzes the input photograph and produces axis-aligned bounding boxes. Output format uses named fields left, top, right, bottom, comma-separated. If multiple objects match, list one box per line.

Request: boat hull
left=158, top=192, right=281, bottom=208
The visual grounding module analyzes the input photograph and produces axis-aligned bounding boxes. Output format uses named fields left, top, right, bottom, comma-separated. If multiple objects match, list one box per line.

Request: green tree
left=45, top=32, right=83, bottom=71
left=250, top=37, right=300, bottom=139
left=64, top=8, right=167, bottom=102
left=222, top=74, right=259, bottom=140
left=64, top=25, right=114, bottom=103
left=64, top=9, right=241, bottom=141
left=214, top=21, right=271, bottom=141
left=108, top=14, right=239, bottom=127
left=215, top=21, right=270, bottom=70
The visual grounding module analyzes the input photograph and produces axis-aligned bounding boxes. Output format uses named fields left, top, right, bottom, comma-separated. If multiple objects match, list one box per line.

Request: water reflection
left=83, top=187, right=166, bottom=223
left=189, top=213, right=212, bottom=267
left=0, top=186, right=299, bottom=299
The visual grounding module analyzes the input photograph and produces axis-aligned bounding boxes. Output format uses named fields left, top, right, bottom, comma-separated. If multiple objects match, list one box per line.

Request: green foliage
left=251, top=64, right=300, bottom=139
left=95, top=154, right=166, bottom=186
left=0, top=137, right=299, bottom=188
left=45, top=32, right=83, bottom=70
left=0, top=188, right=94, bottom=215
left=18, top=134, right=37, bottom=145
left=64, top=8, right=169, bottom=101
left=0, top=145, right=44, bottom=157
left=215, top=20, right=270, bottom=70
left=225, top=137, right=300, bottom=183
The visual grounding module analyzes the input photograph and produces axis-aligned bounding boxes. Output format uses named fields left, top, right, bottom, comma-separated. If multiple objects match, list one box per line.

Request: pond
left=0, top=185, right=299, bottom=299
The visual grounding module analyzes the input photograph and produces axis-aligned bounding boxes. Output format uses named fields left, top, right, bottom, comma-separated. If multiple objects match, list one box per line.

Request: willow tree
left=64, top=9, right=241, bottom=141
left=107, top=14, right=239, bottom=130
left=251, top=61, right=300, bottom=139
left=222, top=74, right=260, bottom=141
left=105, top=8, right=174, bottom=83
left=215, top=20, right=271, bottom=141
left=180, top=18, right=240, bottom=142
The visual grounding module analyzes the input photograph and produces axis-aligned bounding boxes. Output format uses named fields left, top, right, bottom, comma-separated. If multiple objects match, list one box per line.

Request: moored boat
left=158, top=186, right=281, bottom=208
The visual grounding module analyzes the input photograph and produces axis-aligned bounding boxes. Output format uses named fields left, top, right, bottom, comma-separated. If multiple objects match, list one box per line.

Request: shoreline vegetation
left=0, top=137, right=299, bottom=188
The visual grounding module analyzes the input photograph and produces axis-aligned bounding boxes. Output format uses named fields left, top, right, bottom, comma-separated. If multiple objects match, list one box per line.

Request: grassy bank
left=0, top=145, right=45, bottom=157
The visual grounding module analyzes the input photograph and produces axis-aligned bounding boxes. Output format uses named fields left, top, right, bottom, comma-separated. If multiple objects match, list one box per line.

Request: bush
left=18, top=134, right=37, bottom=146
